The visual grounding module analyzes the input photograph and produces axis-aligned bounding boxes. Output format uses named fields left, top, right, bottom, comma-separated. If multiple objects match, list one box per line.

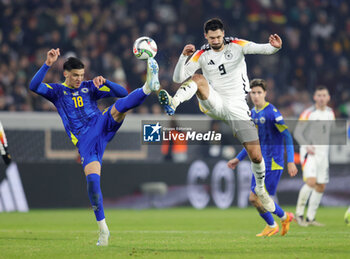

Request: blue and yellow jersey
left=30, top=64, right=128, bottom=146
left=251, top=102, right=289, bottom=171
left=41, top=81, right=118, bottom=144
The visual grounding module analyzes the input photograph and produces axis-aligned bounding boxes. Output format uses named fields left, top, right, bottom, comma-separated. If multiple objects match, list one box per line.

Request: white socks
left=270, top=222, right=277, bottom=228
left=306, top=190, right=323, bottom=221
left=97, top=218, right=109, bottom=233
left=296, top=184, right=313, bottom=217
left=142, top=83, right=151, bottom=95
left=281, top=212, right=287, bottom=221
left=251, top=159, right=266, bottom=190
left=173, top=80, right=198, bottom=108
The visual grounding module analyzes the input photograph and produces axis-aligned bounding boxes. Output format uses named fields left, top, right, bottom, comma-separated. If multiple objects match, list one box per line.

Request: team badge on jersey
left=259, top=117, right=266, bottom=124
left=81, top=88, right=89, bottom=93
left=224, top=50, right=233, bottom=60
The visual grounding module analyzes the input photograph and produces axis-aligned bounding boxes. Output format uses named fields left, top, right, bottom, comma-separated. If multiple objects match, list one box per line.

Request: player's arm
left=239, top=34, right=282, bottom=55
left=273, top=108, right=298, bottom=177
left=281, top=129, right=298, bottom=177
left=227, top=148, right=248, bottom=169
left=29, top=48, right=60, bottom=99
left=173, top=44, right=201, bottom=83
left=92, top=76, right=128, bottom=99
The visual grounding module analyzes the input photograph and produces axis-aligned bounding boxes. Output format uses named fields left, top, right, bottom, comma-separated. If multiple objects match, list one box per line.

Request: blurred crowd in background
left=0, top=0, right=349, bottom=118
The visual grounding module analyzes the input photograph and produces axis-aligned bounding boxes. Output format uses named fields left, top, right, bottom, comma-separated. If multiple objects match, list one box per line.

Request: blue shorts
left=251, top=169, right=283, bottom=196
left=76, top=106, right=123, bottom=168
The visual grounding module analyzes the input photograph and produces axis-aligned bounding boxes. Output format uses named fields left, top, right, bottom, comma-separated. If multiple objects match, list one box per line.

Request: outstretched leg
left=111, top=58, right=159, bottom=121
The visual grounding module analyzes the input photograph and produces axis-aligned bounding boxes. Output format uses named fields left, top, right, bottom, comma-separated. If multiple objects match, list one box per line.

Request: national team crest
left=224, top=50, right=233, bottom=60
left=259, top=117, right=266, bottom=124
left=81, top=88, right=89, bottom=93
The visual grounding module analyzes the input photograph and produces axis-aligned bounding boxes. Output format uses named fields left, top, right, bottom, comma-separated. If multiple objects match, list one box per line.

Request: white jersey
left=294, top=105, right=335, bottom=157
left=173, top=37, right=279, bottom=104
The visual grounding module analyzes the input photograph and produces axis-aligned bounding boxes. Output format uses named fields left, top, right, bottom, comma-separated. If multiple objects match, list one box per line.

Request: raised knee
left=191, top=74, right=206, bottom=85
left=111, top=105, right=126, bottom=122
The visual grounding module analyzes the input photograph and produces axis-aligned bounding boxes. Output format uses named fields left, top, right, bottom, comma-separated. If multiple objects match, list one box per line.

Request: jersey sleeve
left=35, top=83, right=58, bottom=102
left=236, top=148, right=248, bottom=161
left=271, top=106, right=288, bottom=133
left=88, top=80, right=127, bottom=100
left=29, top=64, right=58, bottom=102
left=231, top=38, right=279, bottom=55
left=270, top=106, right=294, bottom=163
left=173, top=51, right=202, bottom=83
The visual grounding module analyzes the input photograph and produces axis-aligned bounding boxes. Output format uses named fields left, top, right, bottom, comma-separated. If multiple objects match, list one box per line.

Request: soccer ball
left=133, top=36, right=157, bottom=59
left=345, top=207, right=350, bottom=226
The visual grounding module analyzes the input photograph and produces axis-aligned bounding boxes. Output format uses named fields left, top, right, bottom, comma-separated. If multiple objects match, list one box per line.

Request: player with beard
left=158, top=18, right=282, bottom=213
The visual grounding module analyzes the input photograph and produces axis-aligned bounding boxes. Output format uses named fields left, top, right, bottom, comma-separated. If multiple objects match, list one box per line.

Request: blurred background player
left=228, top=79, right=298, bottom=237
left=0, top=121, right=12, bottom=165
left=161, top=119, right=188, bottom=162
left=294, top=86, right=334, bottom=227
left=158, top=18, right=282, bottom=213
left=29, top=48, right=160, bottom=246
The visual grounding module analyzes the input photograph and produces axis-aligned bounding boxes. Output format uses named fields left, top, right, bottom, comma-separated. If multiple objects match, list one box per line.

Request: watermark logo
left=143, top=122, right=162, bottom=142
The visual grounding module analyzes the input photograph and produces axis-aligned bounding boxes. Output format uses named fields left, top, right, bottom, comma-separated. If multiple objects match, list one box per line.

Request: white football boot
left=158, top=89, right=176, bottom=115
left=255, top=187, right=276, bottom=212
left=96, top=230, right=110, bottom=246
left=296, top=215, right=308, bottom=227
left=146, top=58, right=160, bottom=91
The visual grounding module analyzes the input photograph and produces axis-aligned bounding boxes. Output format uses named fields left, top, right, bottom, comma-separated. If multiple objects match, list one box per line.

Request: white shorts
left=300, top=152, right=329, bottom=184
left=197, top=84, right=258, bottom=143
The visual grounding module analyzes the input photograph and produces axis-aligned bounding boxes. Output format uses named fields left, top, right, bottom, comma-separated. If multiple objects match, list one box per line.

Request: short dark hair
left=315, top=85, right=329, bottom=93
left=250, top=79, right=266, bottom=91
left=204, top=18, right=224, bottom=33
left=63, top=57, right=84, bottom=71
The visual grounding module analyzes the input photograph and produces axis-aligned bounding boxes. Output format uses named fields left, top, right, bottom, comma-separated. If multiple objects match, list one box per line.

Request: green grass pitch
left=0, top=207, right=349, bottom=258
